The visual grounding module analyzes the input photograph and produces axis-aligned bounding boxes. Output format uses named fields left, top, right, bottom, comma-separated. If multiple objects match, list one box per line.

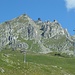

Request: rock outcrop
left=0, top=14, right=74, bottom=55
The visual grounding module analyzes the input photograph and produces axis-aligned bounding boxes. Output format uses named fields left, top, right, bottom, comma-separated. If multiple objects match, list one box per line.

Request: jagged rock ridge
left=0, top=14, right=75, bottom=55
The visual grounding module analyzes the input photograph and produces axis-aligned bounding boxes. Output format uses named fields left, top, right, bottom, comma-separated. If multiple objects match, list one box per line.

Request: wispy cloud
left=65, top=0, right=75, bottom=11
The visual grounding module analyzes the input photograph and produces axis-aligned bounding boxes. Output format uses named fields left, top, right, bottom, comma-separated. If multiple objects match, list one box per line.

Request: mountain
left=0, top=14, right=75, bottom=56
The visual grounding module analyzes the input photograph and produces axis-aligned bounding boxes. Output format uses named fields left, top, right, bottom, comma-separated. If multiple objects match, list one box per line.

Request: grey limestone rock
left=0, top=14, right=74, bottom=55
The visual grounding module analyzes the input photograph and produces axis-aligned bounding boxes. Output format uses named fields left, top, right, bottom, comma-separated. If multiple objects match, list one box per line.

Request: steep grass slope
left=0, top=50, right=75, bottom=75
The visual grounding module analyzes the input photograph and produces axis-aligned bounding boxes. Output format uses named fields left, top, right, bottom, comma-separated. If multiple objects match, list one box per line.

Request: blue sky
left=0, top=0, right=75, bottom=35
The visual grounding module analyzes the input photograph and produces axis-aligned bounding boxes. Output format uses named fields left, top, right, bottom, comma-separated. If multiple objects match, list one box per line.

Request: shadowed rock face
left=0, top=14, right=74, bottom=55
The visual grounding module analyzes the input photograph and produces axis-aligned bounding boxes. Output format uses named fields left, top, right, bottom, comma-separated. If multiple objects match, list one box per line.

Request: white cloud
left=65, top=0, right=75, bottom=11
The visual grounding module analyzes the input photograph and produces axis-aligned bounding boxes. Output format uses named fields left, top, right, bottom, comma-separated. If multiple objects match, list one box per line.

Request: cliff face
left=0, top=14, right=74, bottom=55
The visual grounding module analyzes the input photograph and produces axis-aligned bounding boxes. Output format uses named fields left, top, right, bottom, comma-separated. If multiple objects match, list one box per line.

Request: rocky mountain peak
left=0, top=14, right=74, bottom=56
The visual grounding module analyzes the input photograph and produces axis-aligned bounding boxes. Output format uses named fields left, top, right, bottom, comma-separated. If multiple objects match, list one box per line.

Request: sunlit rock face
left=0, top=14, right=74, bottom=55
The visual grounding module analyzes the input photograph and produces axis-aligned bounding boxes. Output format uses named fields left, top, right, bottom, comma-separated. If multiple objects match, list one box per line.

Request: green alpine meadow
left=0, top=50, right=75, bottom=75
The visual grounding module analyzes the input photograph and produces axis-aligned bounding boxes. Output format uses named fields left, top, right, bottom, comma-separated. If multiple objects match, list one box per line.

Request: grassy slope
left=0, top=50, right=75, bottom=75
